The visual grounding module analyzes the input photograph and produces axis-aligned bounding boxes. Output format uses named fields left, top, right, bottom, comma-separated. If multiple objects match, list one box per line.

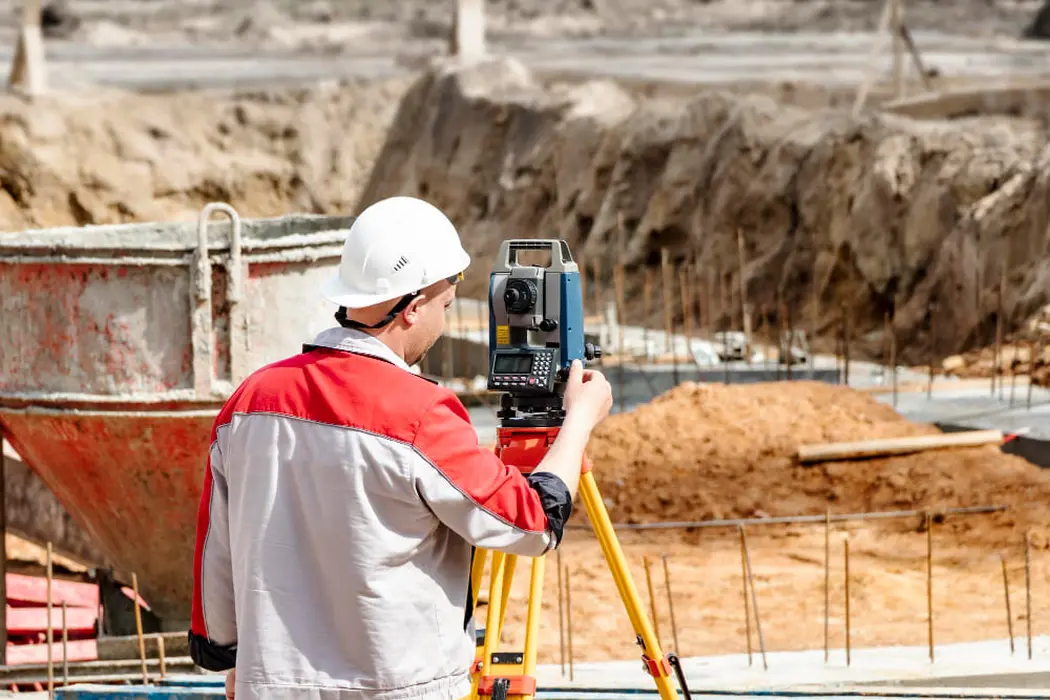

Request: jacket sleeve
left=188, top=440, right=238, bottom=671
left=411, top=392, right=572, bottom=556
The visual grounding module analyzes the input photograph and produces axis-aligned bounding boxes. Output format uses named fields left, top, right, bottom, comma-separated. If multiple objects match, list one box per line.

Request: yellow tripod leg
left=497, top=554, right=518, bottom=636
left=474, top=553, right=544, bottom=700
left=473, top=550, right=507, bottom=700
left=471, top=548, right=488, bottom=608
left=579, top=470, right=679, bottom=700
left=470, top=548, right=489, bottom=698
left=520, top=553, right=545, bottom=700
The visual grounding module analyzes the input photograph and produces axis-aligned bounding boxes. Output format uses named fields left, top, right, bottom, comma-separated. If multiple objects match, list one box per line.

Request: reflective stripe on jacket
left=188, top=326, right=572, bottom=700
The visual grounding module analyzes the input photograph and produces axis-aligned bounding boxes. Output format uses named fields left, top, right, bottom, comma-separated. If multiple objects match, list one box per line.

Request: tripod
left=467, top=421, right=691, bottom=700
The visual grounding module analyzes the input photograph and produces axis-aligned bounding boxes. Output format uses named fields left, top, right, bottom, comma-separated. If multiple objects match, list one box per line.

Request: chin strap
left=335, top=292, right=419, bottom=330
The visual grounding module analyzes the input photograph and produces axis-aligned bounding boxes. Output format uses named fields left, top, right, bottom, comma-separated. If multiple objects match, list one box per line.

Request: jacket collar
left=304, top=326, right=412, bottom=372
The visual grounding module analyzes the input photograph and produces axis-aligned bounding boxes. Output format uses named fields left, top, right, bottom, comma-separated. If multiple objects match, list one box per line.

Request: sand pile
left=0, top=76, right=411, bottom=232
left=490, top=381, right=1050, bottom=661
left=358, top=57, right=1050, bottom=364
left=583, top=381, right=1050, bottom=550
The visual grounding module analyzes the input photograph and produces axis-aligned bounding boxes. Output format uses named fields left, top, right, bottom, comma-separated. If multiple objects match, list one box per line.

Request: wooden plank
left=798, top=430, right=1004, bottom=464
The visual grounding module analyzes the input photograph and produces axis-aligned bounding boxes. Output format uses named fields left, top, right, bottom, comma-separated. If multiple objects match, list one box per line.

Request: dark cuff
left=525, top=472, right=573, bottom=547
left=188, top=629, right=237, bottom=671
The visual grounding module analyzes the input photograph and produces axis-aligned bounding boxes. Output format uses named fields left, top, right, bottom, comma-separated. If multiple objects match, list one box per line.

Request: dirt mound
left=358, top=57, right=1050, bottom=364
left=489, top=382, right=1050, bottom=662
left=0, top=77, right=411, bottom=232
left=583, top=381, right=1050, bottom=551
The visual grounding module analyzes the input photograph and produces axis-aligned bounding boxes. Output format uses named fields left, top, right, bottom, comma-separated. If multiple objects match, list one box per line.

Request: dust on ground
left=480, top=381, right=1050, bottom=663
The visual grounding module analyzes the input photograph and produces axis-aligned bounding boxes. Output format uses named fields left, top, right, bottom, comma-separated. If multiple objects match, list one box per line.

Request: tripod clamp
left=641, top=647, right=674, bottom=678
left=636, top=634, right=693, bottom=700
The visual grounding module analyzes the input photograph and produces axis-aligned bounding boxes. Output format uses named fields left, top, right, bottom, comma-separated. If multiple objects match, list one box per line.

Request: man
left=189, top=196, right=613, bottom=700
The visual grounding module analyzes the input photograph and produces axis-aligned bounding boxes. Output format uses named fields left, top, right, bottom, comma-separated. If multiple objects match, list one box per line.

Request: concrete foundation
left=35, top=637, right=1050, bottom=699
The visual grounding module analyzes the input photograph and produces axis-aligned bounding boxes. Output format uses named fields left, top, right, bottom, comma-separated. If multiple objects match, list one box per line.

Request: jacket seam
left=240, top=668, right=469, bottom=691
left=197, top=440, right=220, bottom=641
left=221, top=410, right=545, bottom=536
left=412, top=395, right=546, bottom=536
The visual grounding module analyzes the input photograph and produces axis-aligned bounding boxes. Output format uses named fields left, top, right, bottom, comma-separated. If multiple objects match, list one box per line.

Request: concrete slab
left=36, top=638, right=1050, bottom=699
left=872, top=385, right=1050, bottom=441
left=533, top=636, right=1050, bottom=692
left=2, top=25, right=1050, bottom=93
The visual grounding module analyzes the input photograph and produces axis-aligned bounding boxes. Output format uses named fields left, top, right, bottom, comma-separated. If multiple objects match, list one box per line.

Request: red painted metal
left=0, top=208, right=355, bottom=624
left=0, top=410, right=215, bottom=622
left=6, top=574, right=98, bottom=609
left=0, top=262, right=197, bottom=398
left=5, top=639, right=97, bottom=665
left=5, top=606, right=97, bottom=637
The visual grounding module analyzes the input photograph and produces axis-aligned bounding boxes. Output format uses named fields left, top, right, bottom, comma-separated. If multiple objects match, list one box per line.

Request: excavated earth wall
left=0, top=77, right=412, bottom=232
left=358, top=57, right=1050, bottom=364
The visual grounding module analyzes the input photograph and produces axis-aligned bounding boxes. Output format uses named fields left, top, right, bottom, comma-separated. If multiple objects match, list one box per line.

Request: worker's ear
left=400, top=293, right=426, bottom=326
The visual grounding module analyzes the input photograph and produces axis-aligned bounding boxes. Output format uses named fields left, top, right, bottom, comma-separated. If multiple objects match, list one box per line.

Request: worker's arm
left=188, top=439, right=238, bottom=672
left=411, top=361, right=612, bottom=556
left=529, top=360, right=612, bottom=500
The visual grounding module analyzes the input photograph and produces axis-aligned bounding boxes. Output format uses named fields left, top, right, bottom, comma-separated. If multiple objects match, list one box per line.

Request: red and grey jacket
left=188, top=326, right=572, bottom=700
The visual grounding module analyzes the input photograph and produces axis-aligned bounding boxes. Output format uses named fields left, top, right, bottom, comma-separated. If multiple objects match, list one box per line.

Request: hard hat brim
left=319, top=248, right=471, bottom=309
left=319, top=273, right=406, bottom=309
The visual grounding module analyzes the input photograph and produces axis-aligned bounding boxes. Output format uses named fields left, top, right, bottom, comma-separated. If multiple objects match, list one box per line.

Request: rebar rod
left=565, top=505, right=1006, bottom=531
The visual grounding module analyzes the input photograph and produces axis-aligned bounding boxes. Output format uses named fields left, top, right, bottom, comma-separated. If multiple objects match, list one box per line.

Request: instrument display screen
left=493, top=352, right=534, bottom=374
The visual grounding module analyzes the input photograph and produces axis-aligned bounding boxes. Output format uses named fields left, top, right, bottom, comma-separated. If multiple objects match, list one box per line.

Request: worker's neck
left=351, top=326, right=409, bottom=364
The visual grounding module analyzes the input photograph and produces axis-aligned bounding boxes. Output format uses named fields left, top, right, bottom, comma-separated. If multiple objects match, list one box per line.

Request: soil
left=2, top=0, right=1049, bottom=665
left=492, top=527, right=1044, bottom=664
left=585, top=381, right=1050, bottom=550
left=357, top=56, right=1050, bottom=365
left=477, top=381, right=1050, bottom=663
left=0, top=77, right=412, bottom=232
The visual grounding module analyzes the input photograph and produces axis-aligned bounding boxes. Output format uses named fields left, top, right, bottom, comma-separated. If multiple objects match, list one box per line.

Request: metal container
left=0, top=204, right=353, bottom=624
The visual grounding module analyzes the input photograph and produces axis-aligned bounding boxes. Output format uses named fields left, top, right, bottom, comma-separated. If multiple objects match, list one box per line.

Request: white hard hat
left=321, top=196, right=470, bottom=309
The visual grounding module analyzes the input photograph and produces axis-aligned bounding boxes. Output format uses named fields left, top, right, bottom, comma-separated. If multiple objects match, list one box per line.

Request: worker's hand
left=563, top=359, right=612, bottom=430
left=225, top=668, right=236, bottom=700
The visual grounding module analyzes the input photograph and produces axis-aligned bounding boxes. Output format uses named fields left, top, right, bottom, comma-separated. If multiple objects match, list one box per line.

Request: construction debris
left=940, top=303, right=1050, bottom=386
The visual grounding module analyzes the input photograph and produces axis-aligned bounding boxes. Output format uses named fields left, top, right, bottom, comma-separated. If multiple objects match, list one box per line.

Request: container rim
left=0, top=212, right=356, bottom=256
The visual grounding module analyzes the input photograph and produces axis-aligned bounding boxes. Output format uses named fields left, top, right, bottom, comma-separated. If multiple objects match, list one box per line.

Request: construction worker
left=188, top=196, right=613, bottom=700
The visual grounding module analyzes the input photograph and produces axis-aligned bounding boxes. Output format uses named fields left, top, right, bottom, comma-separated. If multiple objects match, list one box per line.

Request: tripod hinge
left=641, top=652, right=674, bottom=678
left=477, top=675, right=537, bottom=697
